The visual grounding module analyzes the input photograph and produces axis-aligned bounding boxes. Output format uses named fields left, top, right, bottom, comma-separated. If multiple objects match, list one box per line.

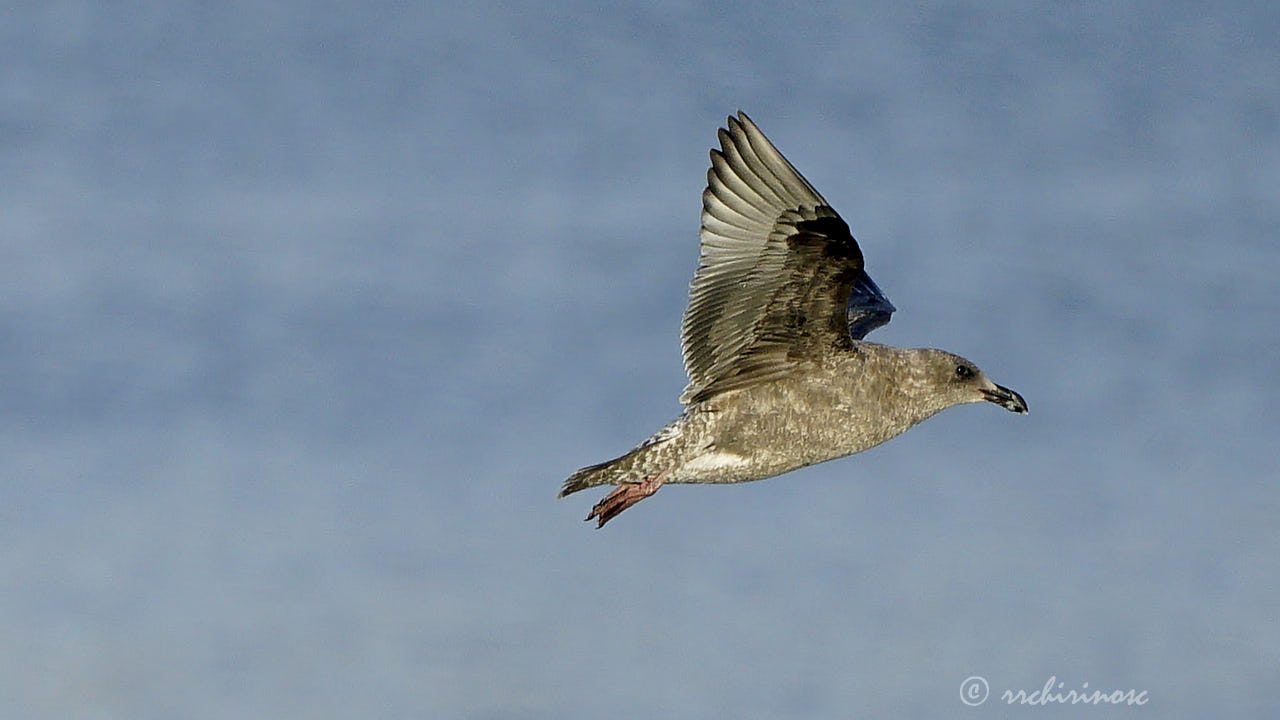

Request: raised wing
left=679, top=112, right=894, bottom=405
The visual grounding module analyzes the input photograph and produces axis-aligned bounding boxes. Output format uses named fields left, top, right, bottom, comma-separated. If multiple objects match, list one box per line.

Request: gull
left=561, top=112, right=1027, bottom=528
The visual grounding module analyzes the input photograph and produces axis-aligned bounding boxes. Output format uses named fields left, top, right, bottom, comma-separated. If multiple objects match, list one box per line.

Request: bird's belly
left=674, top=408, right=917, bottom=485
left=669, top=445, right=781, bottom=485
left=678, top=450, right=750, bottom=477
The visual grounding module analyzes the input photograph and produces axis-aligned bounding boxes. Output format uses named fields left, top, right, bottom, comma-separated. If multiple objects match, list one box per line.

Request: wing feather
left=679, top=112, right=894, bottom=405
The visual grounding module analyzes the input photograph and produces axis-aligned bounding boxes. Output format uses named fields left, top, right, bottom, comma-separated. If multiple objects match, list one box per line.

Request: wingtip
left=728, top=111, right=761, bottom=134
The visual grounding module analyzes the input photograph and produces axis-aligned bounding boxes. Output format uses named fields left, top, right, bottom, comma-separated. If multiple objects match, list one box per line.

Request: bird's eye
left=955, top=365, right=973, bottom=380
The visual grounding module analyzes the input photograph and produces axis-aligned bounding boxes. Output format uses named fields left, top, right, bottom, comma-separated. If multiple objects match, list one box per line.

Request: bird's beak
left=981, top=383, right=1028, bottom=414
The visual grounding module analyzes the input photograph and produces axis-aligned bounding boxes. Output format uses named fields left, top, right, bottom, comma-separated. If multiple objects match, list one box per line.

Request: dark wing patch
left=846, top=268, right=896, bottom=340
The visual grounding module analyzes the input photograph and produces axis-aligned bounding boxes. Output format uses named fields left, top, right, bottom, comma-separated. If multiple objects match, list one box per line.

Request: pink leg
left=587, top=469, right=669, bottom=528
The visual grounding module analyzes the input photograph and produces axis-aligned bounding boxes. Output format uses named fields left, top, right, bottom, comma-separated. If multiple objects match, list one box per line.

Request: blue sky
left=3, top=2, right=1278, bottom=718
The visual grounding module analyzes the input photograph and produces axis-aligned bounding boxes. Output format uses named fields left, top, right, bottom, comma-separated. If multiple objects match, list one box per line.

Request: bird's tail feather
left=559, top=447, right=643, bottom=497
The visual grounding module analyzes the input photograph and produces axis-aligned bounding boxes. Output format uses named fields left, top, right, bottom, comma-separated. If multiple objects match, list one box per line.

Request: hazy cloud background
left=3, top=2, right=1277, bottom=718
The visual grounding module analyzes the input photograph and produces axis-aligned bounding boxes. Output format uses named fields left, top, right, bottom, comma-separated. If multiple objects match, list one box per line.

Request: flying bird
left=561, top=112, right=1027, bottom=528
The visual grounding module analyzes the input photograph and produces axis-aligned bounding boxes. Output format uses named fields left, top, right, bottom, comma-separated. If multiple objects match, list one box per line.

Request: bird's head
left=915, top=349, right=1028, bottom=415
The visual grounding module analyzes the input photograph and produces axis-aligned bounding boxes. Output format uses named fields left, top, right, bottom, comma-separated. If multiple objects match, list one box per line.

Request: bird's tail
left=559, top=447, right=643, bottom=498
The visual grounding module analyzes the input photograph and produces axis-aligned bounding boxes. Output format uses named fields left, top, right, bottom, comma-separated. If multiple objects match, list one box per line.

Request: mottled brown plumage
left=562, top=112, right=1026, bottom=528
